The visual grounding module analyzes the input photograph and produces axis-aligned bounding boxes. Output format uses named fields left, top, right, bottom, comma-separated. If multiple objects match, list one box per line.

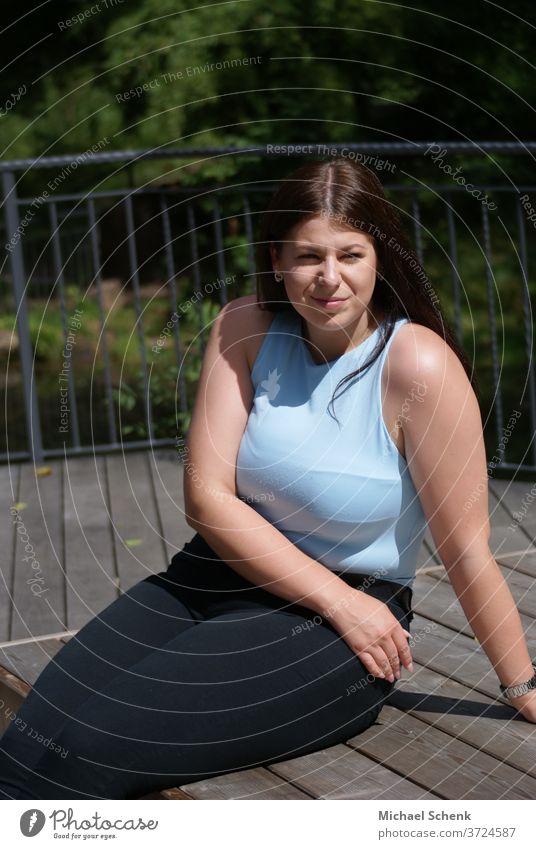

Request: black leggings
left=0, top=533, right=413, bottom=800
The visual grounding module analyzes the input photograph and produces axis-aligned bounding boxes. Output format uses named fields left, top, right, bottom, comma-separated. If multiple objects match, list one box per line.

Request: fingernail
left=408, top=662, right=414, bottom=672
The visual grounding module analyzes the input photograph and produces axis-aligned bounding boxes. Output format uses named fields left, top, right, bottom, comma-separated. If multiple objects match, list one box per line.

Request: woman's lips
left=312, top=297, right=348, bottom=307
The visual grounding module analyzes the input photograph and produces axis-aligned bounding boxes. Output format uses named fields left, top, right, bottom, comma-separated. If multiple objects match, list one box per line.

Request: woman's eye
left=297, top=252, right=363, bottom=260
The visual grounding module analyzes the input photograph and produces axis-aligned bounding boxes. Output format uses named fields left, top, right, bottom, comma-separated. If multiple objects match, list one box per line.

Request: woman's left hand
left=505, top=688, right=536, bottom=723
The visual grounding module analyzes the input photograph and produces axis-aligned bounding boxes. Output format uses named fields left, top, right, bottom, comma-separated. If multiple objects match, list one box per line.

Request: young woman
left=1, top=158, right=534, bottom=801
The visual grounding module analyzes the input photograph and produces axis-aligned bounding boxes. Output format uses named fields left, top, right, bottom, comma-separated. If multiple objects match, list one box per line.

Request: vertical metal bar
left=159, top=194, right=188, bottom=418
left=124, top=193, right=154, bottom=442
left=411, top=195, right=424, bottom=265
left=481, top=202, right=505, bottom=462
left=211, top=195, right=228, bottom=305
left=49, top=202, right=81, bottom=449
left=186, top=203, right=207, bottom=357
left=1, top=171, right=44, bottom=462
left=242, top=192, right=256, bottom=295
left=516, top=197, right=536, bottom=469
left=445, top=193, right=463, bottom=344
left=87, top=198, right=118, bottom=445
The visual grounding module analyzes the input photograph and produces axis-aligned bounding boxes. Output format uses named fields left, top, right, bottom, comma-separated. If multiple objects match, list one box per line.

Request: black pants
left=0, top=533, right=413, bottom=800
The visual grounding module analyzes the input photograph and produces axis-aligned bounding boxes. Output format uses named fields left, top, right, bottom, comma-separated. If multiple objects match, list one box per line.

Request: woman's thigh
left=20, top=599, right=402, bottom=800
left=0, top=572, right=199, bottom=797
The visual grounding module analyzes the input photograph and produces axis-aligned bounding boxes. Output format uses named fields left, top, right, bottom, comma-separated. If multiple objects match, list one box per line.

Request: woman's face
left=269, top=215, right=381, bottom=335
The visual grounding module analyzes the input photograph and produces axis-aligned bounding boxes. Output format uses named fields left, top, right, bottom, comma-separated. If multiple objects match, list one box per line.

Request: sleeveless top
left=235, top=309, right=428, bottom=588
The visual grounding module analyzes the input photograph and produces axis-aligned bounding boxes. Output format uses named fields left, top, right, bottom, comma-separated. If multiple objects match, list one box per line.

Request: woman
left=1, top=158, right=534, bottom=801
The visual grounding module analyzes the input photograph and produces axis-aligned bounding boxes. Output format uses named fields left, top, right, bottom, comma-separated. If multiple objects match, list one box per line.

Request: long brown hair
left=255, top=158, right=478, bottom=421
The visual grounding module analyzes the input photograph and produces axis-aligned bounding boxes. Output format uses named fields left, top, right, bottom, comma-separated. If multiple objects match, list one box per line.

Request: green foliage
left=2, top=0, right=535, bottom=187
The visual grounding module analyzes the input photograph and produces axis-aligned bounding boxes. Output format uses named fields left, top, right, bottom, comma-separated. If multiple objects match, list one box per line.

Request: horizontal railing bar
left=16, top=185, right=277, bottom=205
left=15, top=184, right=536, bottom=207
left=0, top=438, right=179, bottom=464
left=2, top=141, right=536, bottom=171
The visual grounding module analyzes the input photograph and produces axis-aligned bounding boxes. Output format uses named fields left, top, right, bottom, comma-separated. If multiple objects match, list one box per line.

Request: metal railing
left=1, top=142, right=535, bottom=471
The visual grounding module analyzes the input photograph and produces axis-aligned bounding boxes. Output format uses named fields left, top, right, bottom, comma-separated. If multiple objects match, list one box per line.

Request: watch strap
left=499, top=664, right=536, bottom=699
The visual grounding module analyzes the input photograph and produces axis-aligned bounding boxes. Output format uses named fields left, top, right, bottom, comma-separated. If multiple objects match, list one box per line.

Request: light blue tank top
left=235, top=309, right=428, bottom=588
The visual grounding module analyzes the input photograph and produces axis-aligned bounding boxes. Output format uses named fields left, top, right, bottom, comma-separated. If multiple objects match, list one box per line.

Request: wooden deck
left=1, top=452, right=535, bottom=799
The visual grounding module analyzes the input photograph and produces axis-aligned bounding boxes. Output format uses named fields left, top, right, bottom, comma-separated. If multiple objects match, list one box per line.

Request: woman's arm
left=445, top=552, right=536, bottom=718
left=390, top=323, right=536, bottom=722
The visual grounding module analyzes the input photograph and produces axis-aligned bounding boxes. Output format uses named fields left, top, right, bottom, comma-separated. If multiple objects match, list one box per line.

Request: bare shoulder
left=384, top=320, right=470, bottom=392
left=380, top=321, right=474, bottom=459
left=220, top=295, right=277, bottom=373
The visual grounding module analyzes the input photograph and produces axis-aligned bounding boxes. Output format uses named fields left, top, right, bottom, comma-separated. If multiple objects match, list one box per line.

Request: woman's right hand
left=324, top=589, right=413, bottom=682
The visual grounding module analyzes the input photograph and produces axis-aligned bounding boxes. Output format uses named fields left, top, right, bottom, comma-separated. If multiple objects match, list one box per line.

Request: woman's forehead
left=286, top=216, right=375, bottom=247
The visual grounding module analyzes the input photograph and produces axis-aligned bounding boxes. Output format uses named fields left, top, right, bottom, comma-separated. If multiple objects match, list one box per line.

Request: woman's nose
left=320, top=258, right=340, bottom=284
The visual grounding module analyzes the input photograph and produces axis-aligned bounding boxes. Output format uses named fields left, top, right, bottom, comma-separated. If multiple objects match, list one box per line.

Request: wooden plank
left=487, top=481, right=535, bottom=554
left=0, top=629, right=77, bottom=648
left=420, top=527, right=442, bottom=566
left=177, top=767, right=311, bottom=800
left=417, top=480, right=532, bottom=564
left=160, top=788, right=195, bottom=800
left=496, top=550, right=536, bottom=579
left=63, top=455, right=117, bottom=630
left=348, top=704, right=536, bottom=799
left=267, top=743, right=439, bottom=799
left=412, top=573, right=536, bottom=640
left=106, top=452, right=169, bottom=592
left=10, top=461, right=66, bottom=639
left=0, top=637, right=66, bottom=687
left=0, top=661, right=29, bottom=733
left=0, top=663, right=30, bottom=699
left=0, top=464, right=19, bottom=642
left=388, top=660, right=536, bottom=778
left=149, top=452, right=193, bottom=564
left=408, top=611, right=536, bottom=695
left=489, top=479, right=536, bottom=546
left=431, top=563, right=536, bottom=619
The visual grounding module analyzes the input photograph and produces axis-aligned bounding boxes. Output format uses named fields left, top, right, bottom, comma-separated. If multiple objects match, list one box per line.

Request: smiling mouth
left=312, top=297, right=348, bottom=303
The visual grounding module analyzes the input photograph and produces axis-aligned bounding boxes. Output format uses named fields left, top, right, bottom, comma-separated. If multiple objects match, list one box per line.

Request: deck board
left=175, top=768, right=312, bottom=800
left=430, top=564, right=536, bottom=618
left=148, top=452, right=192, bottom=565
left=0, top=637, right=66, bottom=688
left=489, top=479, right=536, bottom=547
left=10, top=461, right=65, bottom=639
left=387, top=660, right=536, bottom=778
left=105, top=452, right=170, bottom=592
left=412, top=573, right=536, bottom=640
left=497, top=550, right=536, bottom=579
left=0, top=464, right=19, bottom=642
left=267, top=743, right=439, bottom=799
left=63, top=455, right=118, bottom=630
left=348, top=704, right=536, bottom=799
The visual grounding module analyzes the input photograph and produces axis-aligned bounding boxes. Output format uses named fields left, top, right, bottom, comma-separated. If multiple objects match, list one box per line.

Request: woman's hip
left=162, top=532, right=413, bottom=626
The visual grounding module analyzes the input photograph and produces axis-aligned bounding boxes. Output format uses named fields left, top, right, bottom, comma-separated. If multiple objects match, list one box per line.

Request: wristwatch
left=499, top=664, right=536, bottom=699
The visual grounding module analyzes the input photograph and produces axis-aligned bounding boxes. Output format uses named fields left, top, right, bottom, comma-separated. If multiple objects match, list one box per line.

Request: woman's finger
left=393, top=629, right=414, bottom=670
left=357, top=650, right=386, bottom=679
left=381, top=636, right=401, bottom=678
left=366, top=645, right=398, bottom=680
